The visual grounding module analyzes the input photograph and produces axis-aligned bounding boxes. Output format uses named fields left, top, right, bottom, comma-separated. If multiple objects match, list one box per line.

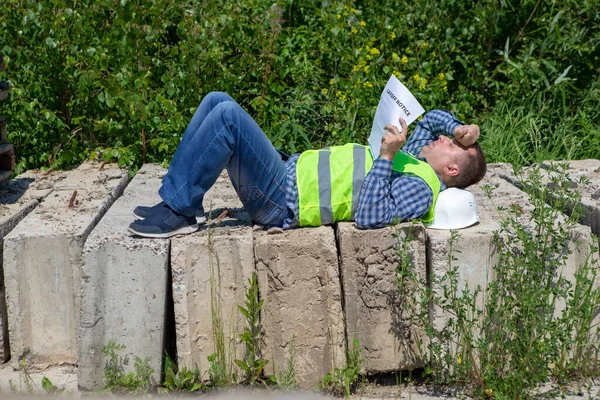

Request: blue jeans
left=159, top=92, right=288, bottom=227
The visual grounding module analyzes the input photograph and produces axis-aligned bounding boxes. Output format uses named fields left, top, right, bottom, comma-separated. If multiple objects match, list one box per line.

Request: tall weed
left=397, top=163, right=600, bottom=398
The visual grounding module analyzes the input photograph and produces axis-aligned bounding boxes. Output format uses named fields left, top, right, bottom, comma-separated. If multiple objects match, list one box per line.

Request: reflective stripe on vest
left=296, top=144, right=441, bottom=226
left=297, top=143, right=372, bottom=226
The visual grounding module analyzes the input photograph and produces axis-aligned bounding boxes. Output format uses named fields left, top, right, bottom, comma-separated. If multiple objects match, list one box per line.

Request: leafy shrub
left=396, top=163, right=600, bottom=398
left=102, top=341, right=154, bottom=393
left=0, top=0, right=598, bottom=172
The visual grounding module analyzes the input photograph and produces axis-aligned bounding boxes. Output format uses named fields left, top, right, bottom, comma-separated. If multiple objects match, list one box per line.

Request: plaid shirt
left=282, top=109, right=463, bottom=229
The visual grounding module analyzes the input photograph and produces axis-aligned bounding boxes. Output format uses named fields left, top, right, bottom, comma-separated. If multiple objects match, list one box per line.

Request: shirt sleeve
left=355, top=158, right=433, bottom=229
left=402, top=109, right=464, bottom=157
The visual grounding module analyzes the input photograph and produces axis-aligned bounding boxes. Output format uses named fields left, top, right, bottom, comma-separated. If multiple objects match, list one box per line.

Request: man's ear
left=444, top=164, right=460, bottom=177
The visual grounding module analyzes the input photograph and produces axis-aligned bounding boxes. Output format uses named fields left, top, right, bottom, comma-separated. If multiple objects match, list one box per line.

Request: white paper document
left=368, top=75, right=425, bottom=159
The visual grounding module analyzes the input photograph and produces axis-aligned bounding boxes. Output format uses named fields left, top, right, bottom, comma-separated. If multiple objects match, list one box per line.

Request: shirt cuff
left=371, top=158, right=393, bottom=179
left=446, top=119, right=464, bottom=138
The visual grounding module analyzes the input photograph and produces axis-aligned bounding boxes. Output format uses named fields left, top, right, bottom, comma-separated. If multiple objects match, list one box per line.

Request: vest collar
left=406, top=151, right=447, bottom=191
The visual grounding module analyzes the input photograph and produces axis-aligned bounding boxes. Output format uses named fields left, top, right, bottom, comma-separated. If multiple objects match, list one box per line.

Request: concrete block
left=0, top=171, right=57, bottom=363
left=171, top=171, right=253, bottom=373
left=3, top=161, right=128, bottom=369
left=78, top=164, right=167, bottom=391
left=540, top=159, right=600, bottom=237
left=336, top=222, right=427, bottom=373
left=255, top=226, right=345, bottom=389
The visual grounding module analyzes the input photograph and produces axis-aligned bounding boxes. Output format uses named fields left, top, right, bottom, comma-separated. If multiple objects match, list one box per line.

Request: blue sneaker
left=134, top=201, right=207, bottom=224
left=128, top=203, right=199, bottom=238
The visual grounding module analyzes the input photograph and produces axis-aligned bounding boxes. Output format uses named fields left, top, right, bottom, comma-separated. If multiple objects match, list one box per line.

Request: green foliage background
left=0, top=0, right=598, bottom=173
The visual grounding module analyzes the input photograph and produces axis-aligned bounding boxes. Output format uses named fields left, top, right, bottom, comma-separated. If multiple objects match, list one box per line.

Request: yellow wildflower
left=457, top=356, right=462, bottom=364
left=390, top=31, right=396, bottom=39
left=423, top=41, right=429, bottom=47
left=370, top=47, right=380, bottom=56
left=401, top=55, right=408, bottom=64
left=364, top=65, right=370, bottom=73
left=392, top=53, right=399, bottom=61
left=330, top=78, right=335, bottom=85
left=413, top=73, right=420, bottom=81
left=360, top=20, right=366, bottom=27
left=321, top=88, right=328, bottom=95
left=336, top=14, right=340, bottom=19
left=364, top=82, right=373, bottom=88
left=484, top=388, right=493, bottom=396
left=351, top=27, right=357, bottom=34
left=438, top=72, right=445, bottom=80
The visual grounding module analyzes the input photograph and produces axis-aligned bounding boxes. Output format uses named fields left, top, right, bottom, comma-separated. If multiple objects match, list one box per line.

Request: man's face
left=419, top=135, right=475, bottom=177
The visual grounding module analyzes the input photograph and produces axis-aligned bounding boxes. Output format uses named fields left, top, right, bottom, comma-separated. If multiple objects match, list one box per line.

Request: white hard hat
left=425, top=188, right=479, bottom=230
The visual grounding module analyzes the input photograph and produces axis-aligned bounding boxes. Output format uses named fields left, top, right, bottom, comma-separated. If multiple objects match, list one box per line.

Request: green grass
left=480, top=79, right=600, bottom=167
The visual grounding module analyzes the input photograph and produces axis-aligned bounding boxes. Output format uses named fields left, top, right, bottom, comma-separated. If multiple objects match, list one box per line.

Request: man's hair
left=447, top=143, right=487, bottom=189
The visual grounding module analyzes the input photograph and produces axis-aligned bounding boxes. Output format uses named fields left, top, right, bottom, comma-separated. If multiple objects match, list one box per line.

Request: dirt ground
left=0, top=363, right=598, bottom=399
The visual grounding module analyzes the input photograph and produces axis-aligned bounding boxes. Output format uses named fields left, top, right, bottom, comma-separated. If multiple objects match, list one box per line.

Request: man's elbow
left=354, top=213, right=387, bottom=230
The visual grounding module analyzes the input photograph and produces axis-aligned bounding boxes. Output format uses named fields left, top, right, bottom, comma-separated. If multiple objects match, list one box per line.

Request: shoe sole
left=127, top=223, right=200, bottom=239
left=133, top=212, right=207, bottom=225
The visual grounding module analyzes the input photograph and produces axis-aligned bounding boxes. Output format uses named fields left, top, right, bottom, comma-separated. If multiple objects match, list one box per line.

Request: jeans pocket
left=239, top=185, right=285, bottom=226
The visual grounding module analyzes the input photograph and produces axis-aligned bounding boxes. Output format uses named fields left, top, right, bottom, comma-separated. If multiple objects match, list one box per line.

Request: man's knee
left=203, top=91, right=235, bottom=106
left=212, top=99, right=245, bottom=118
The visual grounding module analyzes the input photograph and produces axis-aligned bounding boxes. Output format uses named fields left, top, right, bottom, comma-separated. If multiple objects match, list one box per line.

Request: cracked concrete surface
left=337, top=222, right=428, bottom=374
left=3, top=161, right=128, bottom=369
left=79, top=163, right=166, bottom=390
left=255, top=226, right=345, bottom=389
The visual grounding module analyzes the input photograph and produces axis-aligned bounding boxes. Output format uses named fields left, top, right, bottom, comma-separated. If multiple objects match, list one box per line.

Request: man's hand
left=454, top=124, right=480, bottom=147
left=380, top=118, right=408, bottom=161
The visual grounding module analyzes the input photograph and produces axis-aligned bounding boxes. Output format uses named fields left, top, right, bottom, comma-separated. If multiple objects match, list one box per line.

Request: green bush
left=0, top=0, right=598, bottom=172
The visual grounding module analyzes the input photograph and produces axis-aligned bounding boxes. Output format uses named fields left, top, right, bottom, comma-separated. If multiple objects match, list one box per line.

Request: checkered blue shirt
left=282, top=109, right=463, bottom=229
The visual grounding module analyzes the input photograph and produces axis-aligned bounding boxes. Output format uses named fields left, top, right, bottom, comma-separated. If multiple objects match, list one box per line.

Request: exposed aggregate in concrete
left=3, top=161, right=128, bottom=369
left=337, top=222, right=428, bottom=374
left=79, top=163, right=166, bottom=390
left=255, top=226, right=346, bottom=389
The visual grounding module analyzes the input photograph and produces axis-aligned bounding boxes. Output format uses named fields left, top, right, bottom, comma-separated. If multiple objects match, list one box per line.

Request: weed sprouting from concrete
left=276, top=334, right=299, bottom=390
left=19, top=360, right=37, bottom=393
left=321, top=337, right=364, bottom=397
left=206, top=216, right=233, bottom=387
left=235, top=272, right=269, bottom=385
left=101, top=340, right=154, bottom=393
left=396, top=163, right=600, bottom=398
left=161, top=354, right=204, bottom=392
left=41, top=376, right=65, bottom=396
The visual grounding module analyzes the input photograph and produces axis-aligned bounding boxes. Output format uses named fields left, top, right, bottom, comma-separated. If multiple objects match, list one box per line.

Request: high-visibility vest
left=296, top=144, right=440, bottom=226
